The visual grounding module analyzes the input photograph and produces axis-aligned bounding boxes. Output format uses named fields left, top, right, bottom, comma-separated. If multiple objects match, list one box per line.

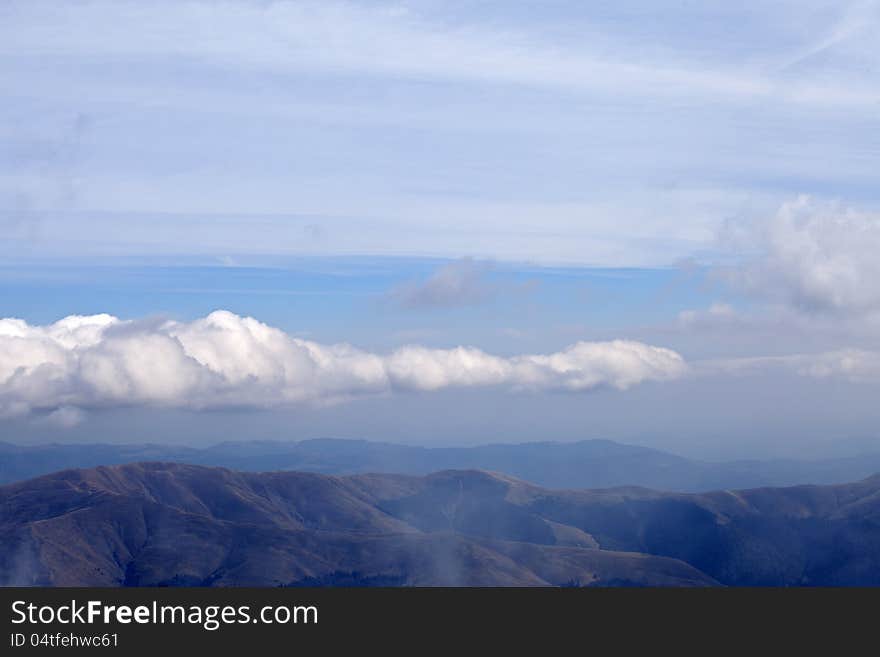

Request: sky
left=1, top=1, right=880, bottom=459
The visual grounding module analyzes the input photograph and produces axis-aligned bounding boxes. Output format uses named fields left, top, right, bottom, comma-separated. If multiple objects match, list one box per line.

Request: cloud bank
left=0, top=311, right=686, bottom=418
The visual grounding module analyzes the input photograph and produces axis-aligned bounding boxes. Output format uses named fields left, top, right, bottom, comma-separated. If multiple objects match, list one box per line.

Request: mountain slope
left=0, top=463, right=713, bottom=587
left=318, top=468, right=880, bottom=585
left=4, top=463, right=880, bottom=586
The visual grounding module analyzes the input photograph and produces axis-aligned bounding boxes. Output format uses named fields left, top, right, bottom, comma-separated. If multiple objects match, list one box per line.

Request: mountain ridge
left=4, top=437, right=880, bottom=492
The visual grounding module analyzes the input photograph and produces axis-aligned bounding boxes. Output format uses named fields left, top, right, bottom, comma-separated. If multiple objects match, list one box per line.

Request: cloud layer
left=0, top=311, right=687, bottom=419
left=4, top=3, right=880, bottom=267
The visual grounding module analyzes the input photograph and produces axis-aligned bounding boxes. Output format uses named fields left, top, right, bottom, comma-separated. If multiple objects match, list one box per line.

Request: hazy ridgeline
left=3, top=438, right=880, bottom=492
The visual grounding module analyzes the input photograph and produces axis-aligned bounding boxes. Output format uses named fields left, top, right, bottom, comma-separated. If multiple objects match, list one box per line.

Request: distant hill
left=2, top=463, right=880, bottom=586
left=3, top=438, right=880, bottom=492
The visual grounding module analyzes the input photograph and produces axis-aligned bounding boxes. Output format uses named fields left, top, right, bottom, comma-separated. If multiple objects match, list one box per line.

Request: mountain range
left=3, top=438, right=880, bottom=492
left=3, top=462, right=880, bottom=587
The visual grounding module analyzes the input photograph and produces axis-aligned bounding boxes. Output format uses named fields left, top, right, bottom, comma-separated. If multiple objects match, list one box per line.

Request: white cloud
left=722, top=196, right=880, bottom=315
left=0, top=310, right=687, bottom=418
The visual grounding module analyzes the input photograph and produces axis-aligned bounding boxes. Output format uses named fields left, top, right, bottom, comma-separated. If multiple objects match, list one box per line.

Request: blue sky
left=0, top=260, right=720, bottom=351
left=2, top=1, right=880, bottom=458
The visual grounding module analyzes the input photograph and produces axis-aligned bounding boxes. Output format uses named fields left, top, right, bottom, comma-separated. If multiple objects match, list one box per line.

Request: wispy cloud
left=386, top=259, right=497, bottom=309
left=3, top=1, right=877, bottom=108
left=697, top=348, right=880, bottom=383
left=2, top=2, right=878, bottom=266
left=774, top=0, right=879, bottom=73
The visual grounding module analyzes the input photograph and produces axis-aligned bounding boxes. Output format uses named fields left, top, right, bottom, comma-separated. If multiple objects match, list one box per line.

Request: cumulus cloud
left=723, top=196, right=880, bottom=315
left=0, top=310, right=687, bottom=419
